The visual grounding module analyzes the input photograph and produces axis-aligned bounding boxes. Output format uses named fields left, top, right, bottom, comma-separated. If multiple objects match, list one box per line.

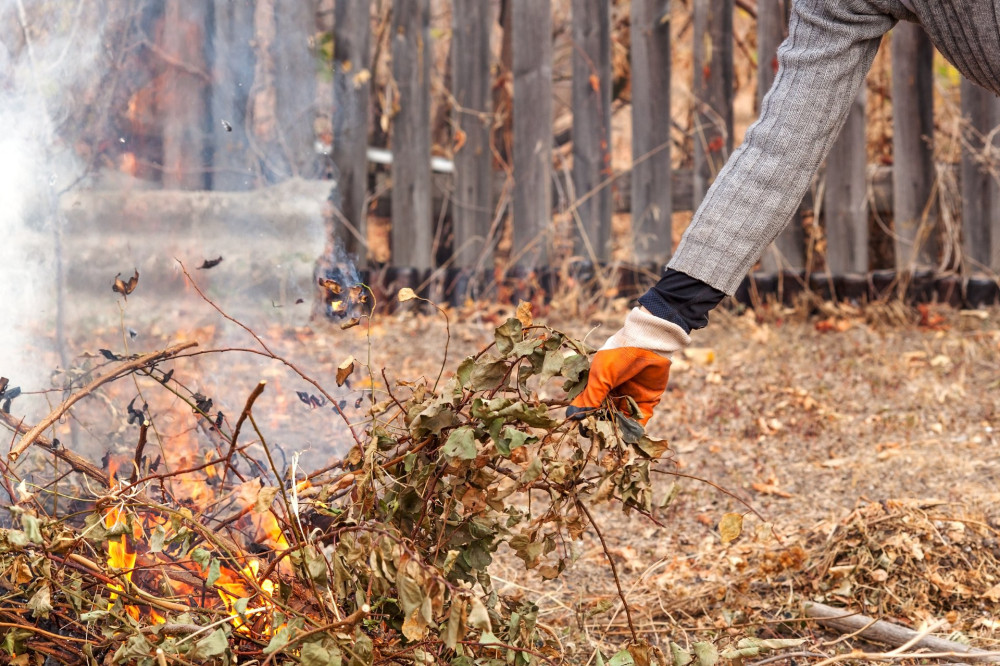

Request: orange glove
left=568, top=308, right=690, bottom=425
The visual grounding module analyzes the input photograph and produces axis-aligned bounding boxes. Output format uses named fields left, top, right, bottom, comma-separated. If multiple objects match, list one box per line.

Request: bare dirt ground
left=33, top=294, right=1000, bottom=661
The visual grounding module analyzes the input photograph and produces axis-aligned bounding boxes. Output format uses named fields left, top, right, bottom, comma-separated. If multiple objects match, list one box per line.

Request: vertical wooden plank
left=452, top=0, right=493, bottom=269
left=891, top=23, right=937, bottom=272
left=630, top=0, right=671, bottom=265
left=162, top=0, right=210, bottom=190
left=210, top=0, right=255, bottom=191
left=274, top=0, right=319, bottom=178
left=512, top=0, right=553, bottom=269
left=757, top=0, right=804, bottom=272
left=390, top=0, right=433, bottom=271
left=571, top=0, right=612, bottom=261
left=250, top=0, right=318, bottom=181
left=691, top=0, right=733, bottom=209
left=960, top=79, right=1000, bottom=274
left=332, top=0, right=372, bottom=258
left=824, top=89, right=868, bottom=274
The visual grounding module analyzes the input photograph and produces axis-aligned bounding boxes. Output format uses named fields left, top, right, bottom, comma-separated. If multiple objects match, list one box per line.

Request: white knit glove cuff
left=600, top=307, right=691, bottom=356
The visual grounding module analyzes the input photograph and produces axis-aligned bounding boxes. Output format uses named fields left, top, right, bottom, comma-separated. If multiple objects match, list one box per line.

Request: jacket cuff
left=601, top=307, right=691, bottom=356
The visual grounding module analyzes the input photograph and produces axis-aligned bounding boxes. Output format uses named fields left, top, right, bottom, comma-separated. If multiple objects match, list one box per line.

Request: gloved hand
left=567, top=307, right=691, bottom=425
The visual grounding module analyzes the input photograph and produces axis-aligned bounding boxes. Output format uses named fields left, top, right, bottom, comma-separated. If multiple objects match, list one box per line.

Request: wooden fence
left=323, top=0, right=1000, bottom=304
left=128, top=1, right=1000, bottom=305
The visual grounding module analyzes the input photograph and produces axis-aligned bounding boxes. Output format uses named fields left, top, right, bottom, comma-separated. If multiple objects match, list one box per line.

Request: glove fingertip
left=565, top=405, right=594, bottom=420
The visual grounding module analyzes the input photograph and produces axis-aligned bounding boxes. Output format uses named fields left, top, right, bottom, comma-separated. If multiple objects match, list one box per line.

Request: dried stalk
left=576, top=498, right=638, bottom=644
left=9, top=341, right=198, bottom=460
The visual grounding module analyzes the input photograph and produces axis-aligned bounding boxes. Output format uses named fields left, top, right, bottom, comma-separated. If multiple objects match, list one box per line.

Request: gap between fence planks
left=804, top=602, right=1000, bottom=663
left=8, top=341, right=198, bottom=461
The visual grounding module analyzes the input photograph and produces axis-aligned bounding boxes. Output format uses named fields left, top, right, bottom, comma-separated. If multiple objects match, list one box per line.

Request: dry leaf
left=353, top=68, right=372, bottom=87
left=340, top=317, right=361, bottom=330
left=112, top=269, right=139, bottom=299
left=515, top=301, right=533, bottom=328
left=683, top=347, right=716, bottom=365
left=453, top=128, right=467, bottom=152
left=751, top=482, right=793, bottom=498
left=398, top=287, right=418, bottom=302
left=719, top=512, right=743, bottom=544
left=318, top=277, right=343, bottom=295
left=337, top=356, right=356, bottom=387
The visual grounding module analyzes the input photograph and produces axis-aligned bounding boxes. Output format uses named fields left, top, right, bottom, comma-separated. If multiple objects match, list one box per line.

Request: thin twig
left=230, top=380, right=267, bottom=458
left=177, top=261, right=362, bottom=446
left=576, top=498, right=638, bottom=644
left=10, top=341, right=198, bottom=460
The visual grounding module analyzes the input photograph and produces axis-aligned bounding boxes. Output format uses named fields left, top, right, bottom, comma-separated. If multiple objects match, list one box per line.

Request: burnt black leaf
left=198, top=256, right=224, bottom=270
left=159, top=369, right=174, bottom=385
left=221, top=119, right=233, bottom=132
left=193, top=393, right=213, bottom=414
left=296, top=391, right=311, bottom=406
left=126, top=397, right=146, bottom=425
left=214, top=411, right=225, bottom=428
left=99, top=349, right=122, bottom=361
left=0, top=377, right=7, bottom=396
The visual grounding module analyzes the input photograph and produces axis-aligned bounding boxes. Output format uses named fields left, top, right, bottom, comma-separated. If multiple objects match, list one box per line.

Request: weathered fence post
left=571, top=0, right=612, bottom=262
left=452, top=0, right=493, bottom=269
left=210, top=0, right=255, bottom=191
left=162, top=0, right=209, bottom=190
left=960, top=79, right=1000, bottom=274
left=390, top=0, right=433, bottom=272
left=756, top=0, right=804, bottom=272
left=332, top=0, right=372, bottom=259
left=630, top=0, right=672, bottom=266
left=512, top=0, right=553, bottom=269
left=691, top=0, right=733, bottom=209
left=275, top=0, right=319, bottom=179
left=824, top=89, right=868, bottom=275
left=250, top=0, right=319, bottom=181
left=891, top=23, right=937, bottom=272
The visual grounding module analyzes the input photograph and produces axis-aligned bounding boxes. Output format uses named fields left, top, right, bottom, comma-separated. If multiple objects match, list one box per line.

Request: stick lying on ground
left=805, top=602, right=1000, bottom=663
left=8, top=341, right=197, bottom=461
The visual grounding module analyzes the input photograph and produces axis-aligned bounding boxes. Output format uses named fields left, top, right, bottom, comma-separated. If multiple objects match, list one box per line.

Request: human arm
left=669, top=0, right=898, bottom=294
left=570, top=0, right=900, bottom=423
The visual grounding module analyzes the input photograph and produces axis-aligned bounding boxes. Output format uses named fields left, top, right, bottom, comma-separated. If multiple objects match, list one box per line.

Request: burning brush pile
left=0, top=288, right=685, bottom=665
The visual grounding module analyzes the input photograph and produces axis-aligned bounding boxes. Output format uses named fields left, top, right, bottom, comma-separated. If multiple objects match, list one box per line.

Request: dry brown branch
left=0, top=411, right=110, bottom=487
left=577, top=498, right=638, bottom=644
left=805, top=602, right=1000, bottom=663
left=9, top=341, right=198, bottom=461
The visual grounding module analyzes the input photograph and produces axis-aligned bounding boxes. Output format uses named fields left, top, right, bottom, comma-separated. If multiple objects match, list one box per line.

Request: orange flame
left=104, top=507, right=139, bottom=620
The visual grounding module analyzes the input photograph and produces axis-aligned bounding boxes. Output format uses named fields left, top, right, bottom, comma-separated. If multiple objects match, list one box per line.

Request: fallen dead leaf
left=337, top=356, right=356, bottom=387
left=719, top=512, right=743, bottom=544
left=751, top=482, right=794, bottom=498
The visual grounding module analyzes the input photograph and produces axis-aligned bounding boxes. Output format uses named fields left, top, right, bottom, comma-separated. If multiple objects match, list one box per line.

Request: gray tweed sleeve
left=668, top=0, right=897, bottom=295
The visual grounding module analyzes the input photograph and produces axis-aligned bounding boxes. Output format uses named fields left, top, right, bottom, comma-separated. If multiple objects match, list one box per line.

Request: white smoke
left=0, top=0, right=106, bottom=419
